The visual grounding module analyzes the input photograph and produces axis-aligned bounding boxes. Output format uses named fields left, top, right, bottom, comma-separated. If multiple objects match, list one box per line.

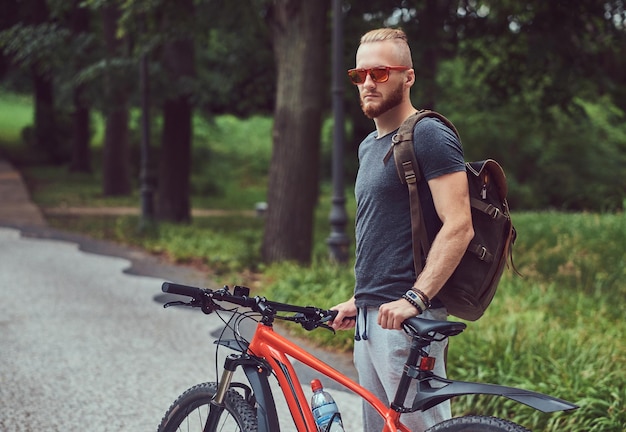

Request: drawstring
left=354, top=307, right=369, bottom=341
left=361, top=308, right=368, bottom=340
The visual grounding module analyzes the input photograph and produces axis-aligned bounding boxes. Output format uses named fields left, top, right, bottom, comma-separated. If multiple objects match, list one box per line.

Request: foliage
left=0, top=90, right=33, bottom=144
left=2, top=1, right=626, bottom=214
left=190, top=114, right=272, bottom=204
left=45, top=214, right=265, bottom=275
left=16, top=112, right=272, bottom=210
left=0, top=23, right=70, bottom=77
left=446, top=212, right=626, bottom=431
left=438, top=58, right=626, bottom=211
left=452, top=0, right=626, bottom=112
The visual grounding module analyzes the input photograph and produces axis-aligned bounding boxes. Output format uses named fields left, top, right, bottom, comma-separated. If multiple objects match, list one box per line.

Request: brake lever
left=164, top=298, right=207, bottom=310
left=163, top=300, right=191, bottom=309
left=317, top=315, right=356, bottom=333
left=317, top=323, right=336, bottom=334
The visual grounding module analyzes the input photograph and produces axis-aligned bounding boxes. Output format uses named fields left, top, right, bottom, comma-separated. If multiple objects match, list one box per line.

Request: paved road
left=0, top=227, right=363, bottom=431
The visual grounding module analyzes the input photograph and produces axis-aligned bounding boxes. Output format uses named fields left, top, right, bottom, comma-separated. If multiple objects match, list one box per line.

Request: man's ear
left=405, top=69, right=416, bottom=87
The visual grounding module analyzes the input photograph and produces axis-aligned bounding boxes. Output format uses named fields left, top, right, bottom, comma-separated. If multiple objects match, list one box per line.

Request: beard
left=360, top=81, right=404, bottom=119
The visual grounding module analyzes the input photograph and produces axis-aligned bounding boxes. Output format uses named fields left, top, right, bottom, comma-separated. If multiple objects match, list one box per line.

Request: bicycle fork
left=203, top=355, right=239, bottom=431
left=208, top=351, right=283, bottom=432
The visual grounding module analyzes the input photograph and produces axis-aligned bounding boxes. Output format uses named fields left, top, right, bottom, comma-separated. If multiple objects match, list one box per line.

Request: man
left=330, top=28, right=474, bottom=431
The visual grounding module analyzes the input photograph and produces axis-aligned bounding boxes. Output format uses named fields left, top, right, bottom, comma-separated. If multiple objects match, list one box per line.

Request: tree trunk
left=101, top=4, right=131, bottom=195
left=261, top=0, right=329, bottom=264
left=68, top=1, right=92, bottom=173
left=418, top=0, right=450, bottom=110
left=31, top=70, right=61, bottom=163
left=29, top=0, right=63, bottom=164
left=69, top=87, right=91, bottom=173
left=156, top=26, right=195, bottom=223
left=157, top=95, right=192, bottom=223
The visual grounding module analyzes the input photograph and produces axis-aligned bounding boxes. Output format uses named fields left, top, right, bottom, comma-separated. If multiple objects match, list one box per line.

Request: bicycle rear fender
left=413, top=377, right=578, bottom=413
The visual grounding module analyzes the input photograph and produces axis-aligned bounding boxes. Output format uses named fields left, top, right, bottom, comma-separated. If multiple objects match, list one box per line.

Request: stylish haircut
left=359, top=28, right=413, bottom=67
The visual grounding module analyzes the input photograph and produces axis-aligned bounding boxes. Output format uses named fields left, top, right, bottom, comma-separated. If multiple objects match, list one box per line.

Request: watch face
left=406, top=290, right=419, bottom=301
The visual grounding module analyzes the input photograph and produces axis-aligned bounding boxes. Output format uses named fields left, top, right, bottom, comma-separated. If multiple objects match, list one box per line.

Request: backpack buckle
left=478, top=246, right=487, bottom=261
left=485, top=204, right=501, bottom=219
left=401, top=161, right=417, bottom=184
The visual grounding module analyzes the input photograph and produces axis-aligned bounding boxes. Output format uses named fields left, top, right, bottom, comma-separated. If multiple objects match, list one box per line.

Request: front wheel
left=157, top=382, right=258, bottom=432
left=425, top=415, right=530, bottom=432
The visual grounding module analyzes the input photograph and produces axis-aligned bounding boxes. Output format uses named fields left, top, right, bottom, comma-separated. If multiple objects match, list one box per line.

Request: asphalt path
left=0, top=227, right=362, bottom=431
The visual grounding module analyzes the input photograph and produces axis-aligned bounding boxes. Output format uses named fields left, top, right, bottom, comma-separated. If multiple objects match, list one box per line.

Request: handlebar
left=162, top=281, right=338, bottom=331
left=162, top=282, right=206, bottom=298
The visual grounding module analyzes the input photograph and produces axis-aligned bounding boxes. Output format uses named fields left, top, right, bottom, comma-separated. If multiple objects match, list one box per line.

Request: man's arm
left=377, top=170, right=474, bottom=330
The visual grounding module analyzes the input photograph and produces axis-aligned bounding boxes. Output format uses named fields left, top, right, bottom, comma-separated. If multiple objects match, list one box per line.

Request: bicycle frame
left=212, top=320, right=577, bottom=432
left=218, top=321, right=408, bottom=432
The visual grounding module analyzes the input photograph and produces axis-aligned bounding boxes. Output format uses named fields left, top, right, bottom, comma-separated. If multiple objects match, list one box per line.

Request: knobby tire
left=157, top=382, right=257, bottom=432
left=425, top=415, right=530, bottom=432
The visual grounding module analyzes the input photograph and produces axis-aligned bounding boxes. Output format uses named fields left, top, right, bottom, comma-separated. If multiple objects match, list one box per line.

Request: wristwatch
left=403, top=289, right=427, bottom=314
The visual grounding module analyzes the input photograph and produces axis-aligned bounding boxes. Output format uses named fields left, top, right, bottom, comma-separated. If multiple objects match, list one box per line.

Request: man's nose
left=362, top=72, right=377, bottom=88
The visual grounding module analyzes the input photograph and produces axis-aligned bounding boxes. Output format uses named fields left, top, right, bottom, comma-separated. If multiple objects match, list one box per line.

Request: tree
left=1, top=0, right=101, bottom=169
left=449, top=0, right=626, bottom=210
left=101, top=3, right=131, bottom=196
left=68, top=0, right=93, bottom=173
left=155, top=0, right=196, bottom=223
left=157, top=16, right=195, bottom=222
left=0, top=0, right=69, bottom=164
left=261, top=0, right=330, bottom=264
left=28, top=0, right=64, bottom=165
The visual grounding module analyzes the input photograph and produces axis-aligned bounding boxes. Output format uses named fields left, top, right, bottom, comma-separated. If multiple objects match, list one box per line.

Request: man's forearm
left=412, top=222, right=473, bottom=300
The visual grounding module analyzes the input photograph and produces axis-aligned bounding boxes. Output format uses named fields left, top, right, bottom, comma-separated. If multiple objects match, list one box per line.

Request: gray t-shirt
left=354, top=117, right=465, bottom=308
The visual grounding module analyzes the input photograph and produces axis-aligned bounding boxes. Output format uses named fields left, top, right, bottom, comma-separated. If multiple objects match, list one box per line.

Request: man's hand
left=329, top=297, right=358, bottom=331
left=377, top=298, right=419, bottom=330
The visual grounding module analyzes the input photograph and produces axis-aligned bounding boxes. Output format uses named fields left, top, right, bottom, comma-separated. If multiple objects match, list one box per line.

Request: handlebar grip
left=162, top=282, right=204, bottom=298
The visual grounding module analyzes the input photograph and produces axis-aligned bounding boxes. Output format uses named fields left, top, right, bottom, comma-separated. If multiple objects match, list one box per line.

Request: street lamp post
left=327, top=0, right=350, bottom=263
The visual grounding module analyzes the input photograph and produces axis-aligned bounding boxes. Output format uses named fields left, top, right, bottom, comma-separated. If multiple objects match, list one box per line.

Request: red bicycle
left=157, top=282, right=577, bottom=431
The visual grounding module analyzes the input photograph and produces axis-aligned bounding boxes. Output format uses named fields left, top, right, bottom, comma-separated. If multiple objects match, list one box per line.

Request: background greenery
left=1, top=92, right=624, bottom=431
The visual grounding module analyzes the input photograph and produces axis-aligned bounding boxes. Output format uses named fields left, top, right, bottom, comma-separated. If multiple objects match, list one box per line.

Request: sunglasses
left=347, top=66, right=410, bottom=84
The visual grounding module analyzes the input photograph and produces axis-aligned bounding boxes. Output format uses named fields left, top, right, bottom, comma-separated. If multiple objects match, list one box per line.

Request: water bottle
left=310, top=379, right=345, bottom=432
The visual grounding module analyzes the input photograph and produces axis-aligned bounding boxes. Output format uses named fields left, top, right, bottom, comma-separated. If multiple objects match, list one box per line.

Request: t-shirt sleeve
left=412, top=117, right=465, bottom=181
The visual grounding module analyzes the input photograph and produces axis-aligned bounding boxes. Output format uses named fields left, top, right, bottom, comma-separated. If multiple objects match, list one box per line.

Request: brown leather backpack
left=385, top=110, right=517, bottom=321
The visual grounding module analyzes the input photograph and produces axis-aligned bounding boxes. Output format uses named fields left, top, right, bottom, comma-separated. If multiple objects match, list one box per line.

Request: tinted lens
left=348, top=69, right=367, bottom=84
left=369, top=67, right=390, bottom=83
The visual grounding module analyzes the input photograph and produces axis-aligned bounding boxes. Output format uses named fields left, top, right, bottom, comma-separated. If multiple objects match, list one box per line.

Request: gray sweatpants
left=353, top=307, right=451, bottom=431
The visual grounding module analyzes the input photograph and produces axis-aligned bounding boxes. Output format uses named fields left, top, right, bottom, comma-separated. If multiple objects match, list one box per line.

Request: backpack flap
left=467, top=159, right=508, bottom=202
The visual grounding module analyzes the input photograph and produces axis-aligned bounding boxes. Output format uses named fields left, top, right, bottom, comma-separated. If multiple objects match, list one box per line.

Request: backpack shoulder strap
left=383, top=109, right=461, bottom=276
left=383, top=109, right=460, bottom=183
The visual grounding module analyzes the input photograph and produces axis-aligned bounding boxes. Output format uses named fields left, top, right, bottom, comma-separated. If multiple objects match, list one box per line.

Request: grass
left=1, top=91, right=624, bottom=431
left=0, top=91, right=33, bottom=144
